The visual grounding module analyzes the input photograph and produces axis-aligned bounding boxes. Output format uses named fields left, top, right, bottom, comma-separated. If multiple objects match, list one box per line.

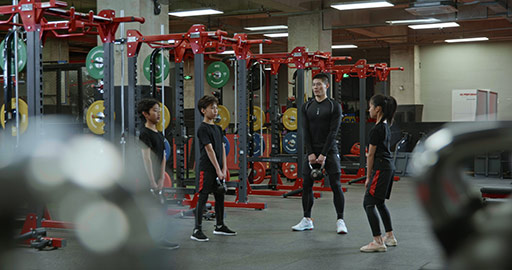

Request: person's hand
left=150, top=182, right=158, bottom=190
left=222, top=167, right=228, bottom=180
left=365, top=178, right=370, bottom=188
left=308, top=154, right=317, bottom=164
left=316, top=154, right=326, bottom=166
left=157, top=178, right=165, bottom=190
left=216, top=169, right=225, bottom=181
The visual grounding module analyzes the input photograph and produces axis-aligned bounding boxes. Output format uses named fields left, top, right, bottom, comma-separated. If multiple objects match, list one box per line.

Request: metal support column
left=26, top=30, right=43, bottom=135
left=194, top=54, right=205, bottom=190
left=103, top=42, right=116, bottom=142
left=269, top=74, right=279, bottom=186
left=296, top=69, right=305, bottom=178
left=237, top=59, right=248, bottom=203
left=127, top=56, right=138, bottom=142
left=335, top=80, right=343, bottom=154
left=359, top=78, right=367, bottom=168
left=174, top=62, right=185, bottom=187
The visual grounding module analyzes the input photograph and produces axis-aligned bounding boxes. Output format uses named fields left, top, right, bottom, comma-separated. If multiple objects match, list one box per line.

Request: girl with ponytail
left=360, top=94, right=398, bottom=253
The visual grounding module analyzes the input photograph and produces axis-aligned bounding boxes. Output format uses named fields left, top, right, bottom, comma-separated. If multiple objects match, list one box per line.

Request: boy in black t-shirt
left=138, top=98, right=179, bottom=250
left=360, top=94, right=398, bottom=253
left=191, top=95, right=236, bottom=242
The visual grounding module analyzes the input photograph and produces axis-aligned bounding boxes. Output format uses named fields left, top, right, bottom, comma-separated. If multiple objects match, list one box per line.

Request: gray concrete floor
left=10, top=176, right=508, bottom=270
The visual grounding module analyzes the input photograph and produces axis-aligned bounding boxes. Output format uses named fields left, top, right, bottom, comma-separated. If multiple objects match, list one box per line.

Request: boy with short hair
left=191, top=95, right=236, bottom=242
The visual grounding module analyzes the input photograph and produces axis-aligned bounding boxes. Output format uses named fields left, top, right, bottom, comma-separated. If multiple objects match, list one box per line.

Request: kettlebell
left=309, top=162, right=325, bottom=181
left=215, top=177, right=228, bottom=193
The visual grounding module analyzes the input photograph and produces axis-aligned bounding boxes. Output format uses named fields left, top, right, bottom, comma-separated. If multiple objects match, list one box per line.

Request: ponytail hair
left=370, top=94, right=397, bottom=124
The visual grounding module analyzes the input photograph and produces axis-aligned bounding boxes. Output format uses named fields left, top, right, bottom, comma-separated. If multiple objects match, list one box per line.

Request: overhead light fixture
left=408, top=22, right=459, bottom=29
left=332, top=45, right=358, bottom=49
left=386, top=18, right=440, bottom=25
left=218, top=50, right=235, bottom=54
left=445, top=37, right=489, bottom=43
left=263, top=33, right=288, bottom=38
left=331, top=1, right=393, bottom=11
left=244, top=25, right=288, bottom=31
left=169, top=8, right=223, bottom=17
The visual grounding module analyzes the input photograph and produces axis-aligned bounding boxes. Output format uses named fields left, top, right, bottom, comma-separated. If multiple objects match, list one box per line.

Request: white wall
left=419, top=41, right=512, bottom=121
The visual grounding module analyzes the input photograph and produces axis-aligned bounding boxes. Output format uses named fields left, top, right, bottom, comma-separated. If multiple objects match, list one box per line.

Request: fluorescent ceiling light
left=408, top=22, right=459, bottom=29
left=332, top=44, right=358, bottom=49
left=445, top=37, right=489, bottom=43
left=244, top=25, right=288, bottom=31
left=331, top=1, right=393, bottom=11
left=169, top=8, right=223, bottom=17
left=386, top=18, right=440, bottom=25
left=218, top=50, right=235, bottom=54
left=263, top=33, right=288, bottom=38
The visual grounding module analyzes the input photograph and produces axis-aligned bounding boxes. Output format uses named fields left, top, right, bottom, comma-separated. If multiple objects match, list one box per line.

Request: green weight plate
left=86, top=46, right=104, bottom=80
left=0, top=37, right=27, bottom=74
left=206, top=61, right=230, bottom=88
left=143, top=53, right=170, bottom=83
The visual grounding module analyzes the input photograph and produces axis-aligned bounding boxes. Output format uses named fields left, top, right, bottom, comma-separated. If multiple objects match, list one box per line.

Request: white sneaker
left=360, top=241, right=387, bottom=252
left=292, top=217, right=314, bottom=231
left=336, top=219, right=348, bottom=234
left=383, top=235, right=397, bottom=246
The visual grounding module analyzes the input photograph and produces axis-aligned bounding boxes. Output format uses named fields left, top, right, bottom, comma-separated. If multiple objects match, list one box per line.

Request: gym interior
left=1, top=0, right=512, bottom=269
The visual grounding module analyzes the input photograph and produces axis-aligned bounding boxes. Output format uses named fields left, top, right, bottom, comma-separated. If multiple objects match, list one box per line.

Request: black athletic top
left=368, top=121, right=394, bottom=170
left=197, top=122, right=224, bottom=172
left=302, top=98, right=342, bottom=156
left=139, top=126, right=165, bottom=181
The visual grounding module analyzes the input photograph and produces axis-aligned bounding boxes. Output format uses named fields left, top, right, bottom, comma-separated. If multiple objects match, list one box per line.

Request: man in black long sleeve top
left=291, top=73, right=348, bottom=234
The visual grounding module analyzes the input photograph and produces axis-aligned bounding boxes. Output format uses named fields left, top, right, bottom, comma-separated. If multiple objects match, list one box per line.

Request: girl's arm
left=365, top=144, right=377, bottom=188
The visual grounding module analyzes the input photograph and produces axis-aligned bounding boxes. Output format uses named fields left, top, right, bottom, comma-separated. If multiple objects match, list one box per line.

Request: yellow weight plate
left=86, top=100, right=106, bottom=135
left=215, top=105, right=230, bottom=130
left=282, top=107, right=297, bottom=131
left=248, top=106, right=265, bottom=131
left=1, top=98, right=28, bottom=136
left=156, top=103, right=171, bottom=132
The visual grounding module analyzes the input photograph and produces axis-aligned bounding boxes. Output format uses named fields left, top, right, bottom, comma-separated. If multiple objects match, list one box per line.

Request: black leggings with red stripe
left=363, top=194, right=393, bottom=236
left=195, top=170, right=225, bottom=230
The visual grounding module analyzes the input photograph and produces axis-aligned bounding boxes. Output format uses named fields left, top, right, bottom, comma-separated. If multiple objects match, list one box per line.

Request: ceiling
left=1, top=0, right=511, bottom=62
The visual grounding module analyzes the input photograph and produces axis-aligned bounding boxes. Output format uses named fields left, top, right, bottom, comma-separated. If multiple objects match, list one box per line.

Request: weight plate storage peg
left=86, top=46, right=105, bottom=80
left=206, top=61, right=230, bottom=88
left=1, top=98, right=28, bottom=136
left=282, top=107, right=297, bottom=131
left=143, top=53, right=170, bottom=83
left=282, top=162, right=298, bottom=180
left=156, top=103, right=171, bottom=132
left=215, top=105, right=230, bottom=130
left=283, top=132, right=297, bottom=154
left=252, top=133, right=266, bottom=157
left=248, top=106, right=265, bottom=131
left=252, top=162, right=266, bottom=184
left=0, top=37, right=27, bottom=74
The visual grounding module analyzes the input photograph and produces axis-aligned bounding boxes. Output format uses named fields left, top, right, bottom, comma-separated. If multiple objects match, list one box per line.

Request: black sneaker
left=213, top=225, right=237, bottom=236
left=190, top=229, right=209, bottom=242
left=158, top=239, right=180, bottom=250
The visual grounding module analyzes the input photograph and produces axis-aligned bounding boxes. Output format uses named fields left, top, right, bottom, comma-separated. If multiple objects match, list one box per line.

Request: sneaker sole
left=337, top=231, right=348, bottom=234
left=292, top=227, right=314, bottom=231
left=360, top=248, right=387, bottom=253
left=213, top=231, right=237, bottom=236
left=190, top=236, right=209, bottom=242
left=385, top=242, right=397, bottom=247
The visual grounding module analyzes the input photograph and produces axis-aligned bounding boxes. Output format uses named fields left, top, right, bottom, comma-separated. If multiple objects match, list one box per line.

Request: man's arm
left=303, top=103, right=316, bottom=163
left=205, top=144, right=225, bottom=180
left=320, top=101, right=342, bottom=157
left=141, top=147, right=158, bottom=189
left=157, top=155, right=166, bottom=190
left=222, top=142, right=227, bottom=177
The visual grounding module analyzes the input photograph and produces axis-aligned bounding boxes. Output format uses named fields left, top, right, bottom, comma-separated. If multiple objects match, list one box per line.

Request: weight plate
left=164, top=138, right=171, bottom=160
left=85, top=46, right=104, bottom=80
left=156, top=103, right=171, bottom=132
left=223, top=135, right=230, bottom=156
left=143, top=52, right=170, bottom=83
left=248, top=106, right=265, bottom=131
left=0, top=37, right=27, bottom=74
left=206, top=61, right=230, bottom=88
left=252, top=162, right=266, bottom=184
left=282, top=107, right=297, bottom=131
left=252, top=133, right=266, bottom=157
left=215, top=105, right=230, bottom=130
left=1, top=98, right=28, bottom=136
left=282, top=162, right=298, bottom=180
left=86, top=100, right=106, bottom=135
left=283, top=132, right=297, bottom=154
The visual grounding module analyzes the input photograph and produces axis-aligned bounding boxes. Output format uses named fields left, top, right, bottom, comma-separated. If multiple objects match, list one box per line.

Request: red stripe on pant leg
left=199, top=171, right=204, bottom=192
left=370, top=170, right=381, bottom=196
